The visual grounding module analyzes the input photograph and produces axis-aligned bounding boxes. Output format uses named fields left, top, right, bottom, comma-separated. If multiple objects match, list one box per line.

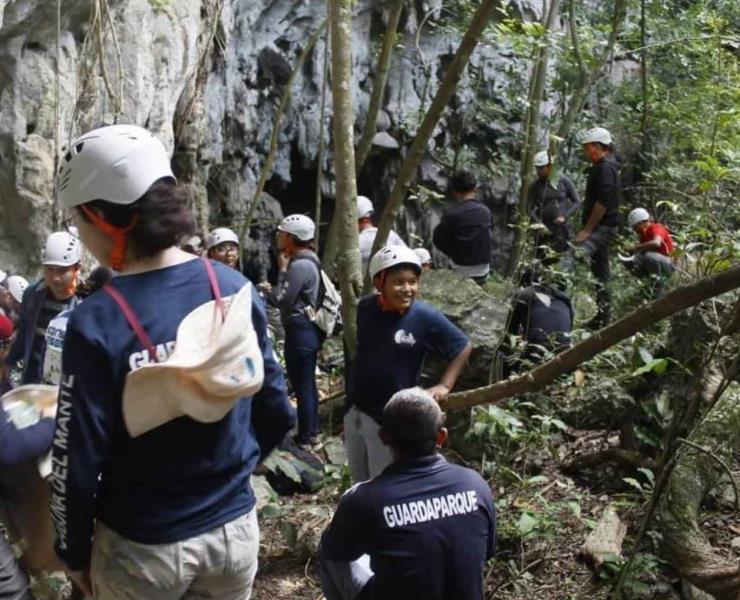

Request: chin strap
left=79, top=205, right=139, bottom=270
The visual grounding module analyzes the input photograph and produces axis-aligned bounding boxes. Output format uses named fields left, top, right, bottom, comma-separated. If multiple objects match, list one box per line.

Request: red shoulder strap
left=201, top=257, right=226, bottom=321
left=104, top=259, right=226, bottom=363
left=102, top=284, right=159, bottom=363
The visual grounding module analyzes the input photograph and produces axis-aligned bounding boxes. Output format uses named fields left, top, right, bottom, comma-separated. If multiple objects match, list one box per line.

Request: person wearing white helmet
left=356, top=195, right=406, bottom=271
left=206, top=227, right=240, bottom=268
left=413, top=247, right=433, bottom=272
left=433, top=170, right=492, bottom=284
left=49, top=124, right=294, bottom=597
left=574, top=126, right=623, bottom=329
left=528, top=150, right=581, bottom=265
left=2, top=232, right=82, bottom=386
left=267, top=213, right=325, bottom=447
left=623, top=208, right=676, bottom=288
left=345, top=245, right=472, bottom=482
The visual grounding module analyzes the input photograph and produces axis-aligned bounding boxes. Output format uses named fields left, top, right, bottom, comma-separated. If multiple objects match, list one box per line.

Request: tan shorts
left=91, top=509, right=259, bottom=599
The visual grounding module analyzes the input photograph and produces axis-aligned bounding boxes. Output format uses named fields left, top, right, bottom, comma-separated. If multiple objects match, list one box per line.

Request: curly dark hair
left=78, top=179, right=195, bottom=258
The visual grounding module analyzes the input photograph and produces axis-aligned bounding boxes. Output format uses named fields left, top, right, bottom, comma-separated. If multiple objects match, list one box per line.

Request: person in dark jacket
left=319, top=387, right=496, bottom=600
left=528, top=150, right=580, bottom=267
left=503, top=274, right=573, bottom=375
left=574, top=127, right=623, bottom=329
left=433, top=171, right=492, bottom=284
left=50, top=124, right=294, bottom=598
left=268, top=213, right=325, bottom=447
left=3, top=233, right=82, bottom=385
left=0, top=355, right=56, bottom=600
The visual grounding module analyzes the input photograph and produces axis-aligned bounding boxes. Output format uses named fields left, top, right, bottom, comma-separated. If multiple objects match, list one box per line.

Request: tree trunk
left=505, top=0, right=563, bottom=276
left=441, top=262, right=740, bottom=412
left=329, top=0, right=362, bottom=357
left=655, top=383, right=740, bottom=600
left=369, top=0, right=503, bottom=286
left=554, top=0, right=627, bottom=142
left=355, top=0, right=405, bottom=174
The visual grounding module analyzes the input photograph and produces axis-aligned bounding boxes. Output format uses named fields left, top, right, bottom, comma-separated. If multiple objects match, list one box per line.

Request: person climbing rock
left=573, top=127, right=623, bottom=329
left=357, top=196, right=406, bottom=271
left=432, top=170, right=492, bottom=284
left=345, top=245, right=471, bottom=482
left=50, top=124, right=294, bottom=598
left=319, top=388, right=496, bottom=600
left=528, top=150, right=581, bottom=267
left=3, top=232, right=82, bottom=385
left=621, top=207, right=676, bottom=297
left=269, top=214, right=325, bottom=447
left=206, top=227, right=240, bottom=270
left=503, top=271, right=574, bottom=375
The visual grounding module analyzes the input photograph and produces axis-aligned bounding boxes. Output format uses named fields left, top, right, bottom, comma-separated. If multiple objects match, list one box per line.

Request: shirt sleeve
left=432, top=217, right=453, bottom=256
left=0, top=409, right=55, bottom=468
left=561, top=176, right=582, bottom=219
left=424, top=307, right=470, bottom=362
left=248, top=286, right=295, bottom=460
left=272, top=260, right=312, bottom=314
left=321, top=484, right=373, bottom=561
left=50, top=324, right=116, bottom=571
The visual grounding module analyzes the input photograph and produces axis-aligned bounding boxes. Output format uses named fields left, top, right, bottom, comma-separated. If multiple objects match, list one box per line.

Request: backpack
left=295, top=255, right=342, bottom=336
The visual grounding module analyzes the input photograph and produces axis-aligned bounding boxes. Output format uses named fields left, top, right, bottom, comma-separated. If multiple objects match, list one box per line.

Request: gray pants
left=343, top=407, right=392, bottom=483
left=0, top=537, right=33, bottom=600
left=318, top=545, right=373, bottom=600
left=91, top=509, right=259, bottom=599
left=630, top=252, right=675, bottom=277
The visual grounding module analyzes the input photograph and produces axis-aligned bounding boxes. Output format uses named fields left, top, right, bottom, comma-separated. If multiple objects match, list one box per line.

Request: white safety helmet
left=206, top=228, right=239, bottom=250
left=357, top=196, right=374, bottom=219
left=56, top=124, right=175, bottom=209
left=369, top=245, right=422, bottom=280
left=581, top=127, right=613, bottom=146
left=6, top=276, right=28, bottom=303
left=627, top=207, right=651, bottom=228
left=278, top=214, right=315, bottom=242
left=533, top=150, right=551, bottom=168
left=414, top=247, right=432, bottom=264
left=42, top=231, right=81, bottom=267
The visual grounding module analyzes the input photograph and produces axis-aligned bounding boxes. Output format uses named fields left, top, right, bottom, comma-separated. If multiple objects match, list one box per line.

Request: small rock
left=731, top=536, right=740, bottom=553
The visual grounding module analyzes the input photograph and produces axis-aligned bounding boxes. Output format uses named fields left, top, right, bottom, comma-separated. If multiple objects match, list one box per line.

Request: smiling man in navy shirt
left=320, top=387, right=496, bottom=600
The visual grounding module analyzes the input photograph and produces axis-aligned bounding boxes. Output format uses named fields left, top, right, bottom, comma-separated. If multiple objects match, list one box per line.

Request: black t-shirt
left=583, top=154, right=622, bottom=228
left=432, top=200, right=492, bottom=266
left=321, top=455, right=496, bottom=600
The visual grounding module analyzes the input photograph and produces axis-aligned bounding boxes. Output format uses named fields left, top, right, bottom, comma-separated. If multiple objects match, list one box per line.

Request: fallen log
left=441, top=263, right=740, bottom=412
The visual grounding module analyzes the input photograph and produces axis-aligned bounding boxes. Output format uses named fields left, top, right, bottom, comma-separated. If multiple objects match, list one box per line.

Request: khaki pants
left=343, top=407, right=392, bottom=483
left=91, top=509, right=259, bottom=600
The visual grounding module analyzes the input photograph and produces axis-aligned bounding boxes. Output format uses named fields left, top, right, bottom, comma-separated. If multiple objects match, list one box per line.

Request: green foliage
left=147, top=0, right=171, bottom=12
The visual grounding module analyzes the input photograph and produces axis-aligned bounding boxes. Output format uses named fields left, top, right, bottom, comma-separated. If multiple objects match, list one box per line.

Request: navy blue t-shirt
left=49, top=258, right=294, bottom=570
left=351, top=297, right=469, bottom=422
left=321, top=454, right=496, bottom=600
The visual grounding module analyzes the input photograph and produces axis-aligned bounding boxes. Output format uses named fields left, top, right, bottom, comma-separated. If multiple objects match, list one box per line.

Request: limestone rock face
left=0, top=0, right=541, bottom=275
left=419, top=268, right=510, bottom=389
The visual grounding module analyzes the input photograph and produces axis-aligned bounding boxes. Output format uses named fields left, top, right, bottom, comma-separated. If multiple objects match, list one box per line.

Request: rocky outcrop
left=419, top=268, right=511, bottom=389
left=0, top=0, right=541, bottom=275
